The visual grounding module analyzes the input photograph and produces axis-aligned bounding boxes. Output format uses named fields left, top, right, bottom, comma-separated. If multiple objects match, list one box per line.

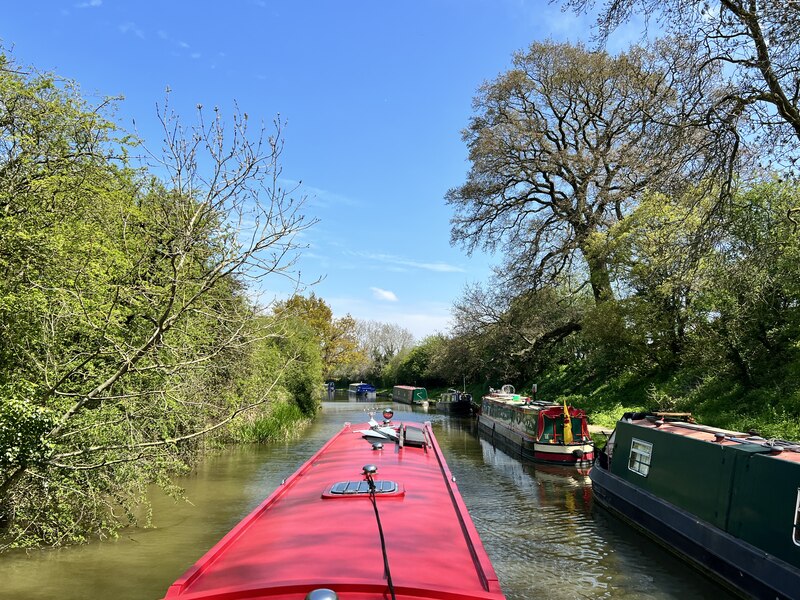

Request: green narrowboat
left=592, top=412, right=800, bottom=599
left=435, top=389, right=473, bottom=414
left=392, top=385, right=428, bottom=405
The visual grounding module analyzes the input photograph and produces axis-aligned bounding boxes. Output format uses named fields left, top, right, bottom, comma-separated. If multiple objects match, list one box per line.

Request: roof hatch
left=322, top=480, right=404, bottom=499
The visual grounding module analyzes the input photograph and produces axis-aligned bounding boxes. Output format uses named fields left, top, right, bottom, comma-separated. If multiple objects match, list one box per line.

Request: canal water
left=0, top=396, right=735, bottom=600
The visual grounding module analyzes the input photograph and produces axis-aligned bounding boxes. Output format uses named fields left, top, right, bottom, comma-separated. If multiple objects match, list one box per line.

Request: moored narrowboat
left=591, top=412, right=800, bottom=599
left=477, top=385, right=594, bottom=466
left=348, top=381, right=376, bottom=395
left=436, top=389, right=473, bottom=414
left=162, top=412, right=505, bottom=600
left=391, top=385, right=428, bottom=406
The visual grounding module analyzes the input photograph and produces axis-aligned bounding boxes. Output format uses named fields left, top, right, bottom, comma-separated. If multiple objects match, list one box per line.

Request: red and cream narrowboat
left=162, top=409, right=505, bottom=600
left=477, top=385, right=594, bottom=466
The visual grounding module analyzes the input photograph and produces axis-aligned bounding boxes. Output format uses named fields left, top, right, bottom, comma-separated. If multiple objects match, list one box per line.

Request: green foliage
left=0, top=383, right=55, bottom=470
left=390, top=335, right=448, bottom=387
left=0, top=48, right=320, bottom=550
left=579, top=300, right=646, bottom=375
left=277, top=318, right=325, bottom=415
left=273, top=294, right=360, bottom=380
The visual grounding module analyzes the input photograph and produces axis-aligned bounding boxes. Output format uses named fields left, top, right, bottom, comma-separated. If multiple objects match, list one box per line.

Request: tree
left=449, top=282, right=587, bottom=381
left=447, top=41, right=718, bottom=303
left=272, top=294, right=361, bottom=380
left=603, top=187, right=721, bottom=371
left=392, top=335, right=448, bottom=388
left=598, top=178, right=800, bottom=383
left=354, top=320, right=414, bottom=381
left=565, top=0, right=800, bottom=170
left=690, top=179, right=800, bottom=388
left=0, top=51, right=317, bottom=547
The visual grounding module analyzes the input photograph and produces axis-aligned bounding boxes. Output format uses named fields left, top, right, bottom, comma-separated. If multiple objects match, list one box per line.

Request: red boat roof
left=626, top=416, right=800, bottom=464
left=162, top=420, right=505, bottom=600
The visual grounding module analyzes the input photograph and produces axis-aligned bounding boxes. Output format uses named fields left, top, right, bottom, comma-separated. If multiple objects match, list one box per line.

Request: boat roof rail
left=624, top=411, right=695, bottom=423
left=634, top=417, right=800, bottom=452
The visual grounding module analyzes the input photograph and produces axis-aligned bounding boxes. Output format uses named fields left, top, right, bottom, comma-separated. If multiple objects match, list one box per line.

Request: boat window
left=794, top=488, right=800, bottom=546
left=329, top=480, right=398, bottom=495
left=628, top=438, right=653, bottom=477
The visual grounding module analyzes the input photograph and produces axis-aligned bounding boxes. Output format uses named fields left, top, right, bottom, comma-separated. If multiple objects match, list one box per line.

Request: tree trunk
left=0, top=465, right=27, bottom=504
left=585, top=252, right=614, bottom=303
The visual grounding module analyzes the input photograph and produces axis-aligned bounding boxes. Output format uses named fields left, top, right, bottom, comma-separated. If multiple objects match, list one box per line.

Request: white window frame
left=628, top=438, right=653, bottom=477
left=793, top=488, right=800, bottom=547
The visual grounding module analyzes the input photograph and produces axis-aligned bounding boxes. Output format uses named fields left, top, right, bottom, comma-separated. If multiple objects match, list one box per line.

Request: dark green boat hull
left=591, top=418, right=800, bottom=599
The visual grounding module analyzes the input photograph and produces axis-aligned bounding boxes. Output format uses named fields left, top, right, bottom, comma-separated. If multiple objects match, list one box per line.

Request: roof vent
left=306, top=589, right=338, bottom=600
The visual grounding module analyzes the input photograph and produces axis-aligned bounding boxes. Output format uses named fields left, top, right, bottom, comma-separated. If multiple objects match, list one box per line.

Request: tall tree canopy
left=566, top=0, right=800, bottom=169
left=272, top=293, right=360, bottom=380
left=354, top=319, right=415, bottom=380
left=447, top=40, right=719, bottom=303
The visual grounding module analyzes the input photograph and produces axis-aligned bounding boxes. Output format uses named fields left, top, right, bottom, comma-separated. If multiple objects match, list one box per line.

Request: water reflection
left=0, top=400, right=735, bottom=600
left=443, top=417, right=735, bottom=600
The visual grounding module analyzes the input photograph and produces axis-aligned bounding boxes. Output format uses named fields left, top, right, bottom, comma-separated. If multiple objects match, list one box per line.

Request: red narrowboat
left=162, top=410, right=505, bottom=600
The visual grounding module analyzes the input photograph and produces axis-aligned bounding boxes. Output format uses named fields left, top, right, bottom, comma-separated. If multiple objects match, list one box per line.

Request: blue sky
left=4, top=1, right=637, bottom=340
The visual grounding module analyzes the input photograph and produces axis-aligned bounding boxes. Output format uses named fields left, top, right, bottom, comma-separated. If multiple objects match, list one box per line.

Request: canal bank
left=0, top=398, right=735, bottom=600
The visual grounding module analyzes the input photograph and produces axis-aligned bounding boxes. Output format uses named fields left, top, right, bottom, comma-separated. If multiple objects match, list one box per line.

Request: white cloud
left=119, top=22, right=145, bottom=39
left=288, top=180, right=359, bottom=210
left=354, top=251, right=465, bottom=273
left=76, top=0, right=102, bottom=8
left=371, top=287, right=398, bottom=302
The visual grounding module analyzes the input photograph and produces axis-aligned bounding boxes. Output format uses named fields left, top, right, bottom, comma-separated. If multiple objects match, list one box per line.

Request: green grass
left=230, top=399, right=310, bottom=444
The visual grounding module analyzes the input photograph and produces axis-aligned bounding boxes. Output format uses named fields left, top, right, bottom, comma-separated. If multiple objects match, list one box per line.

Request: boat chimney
left=382, top=408, right=394, bottom=423
left=714, top=433, right=725, bottom=443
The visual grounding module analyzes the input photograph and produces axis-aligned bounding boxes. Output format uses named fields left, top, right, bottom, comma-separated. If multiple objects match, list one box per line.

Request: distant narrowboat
left=436, top=389, right=473, bottom=414
left=591, top=412, right=800, bottom=599
left=477, top=385, right=594, bottom=466
left=348, top=382, right=376, bottom=395
left=392, top=385, right=428, bottom=405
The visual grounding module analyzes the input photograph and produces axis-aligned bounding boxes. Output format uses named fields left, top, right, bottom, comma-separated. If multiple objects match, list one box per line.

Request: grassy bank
left=413, top=364, right=800, bottom=444
left=532, top=363, right=800, bottom=441
left=227, top=398, right=312, bottom=444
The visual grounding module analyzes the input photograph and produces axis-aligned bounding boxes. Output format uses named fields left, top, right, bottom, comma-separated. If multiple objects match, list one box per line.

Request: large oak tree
left=447, top=41, right=722, bottom=303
